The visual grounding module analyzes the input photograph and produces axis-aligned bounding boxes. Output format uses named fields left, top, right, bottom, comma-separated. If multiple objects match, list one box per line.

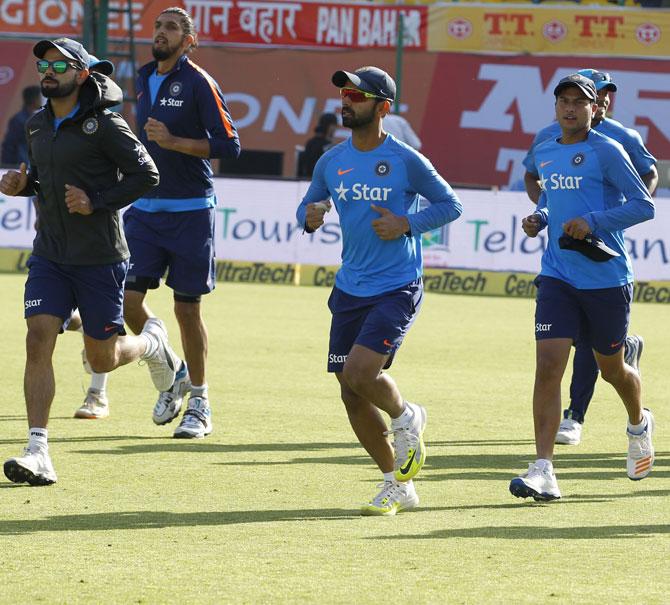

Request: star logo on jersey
left=159, top=97, right=167, bottom=106
left=539, top=174, right=548, bottom=191
left=334, top=181, right=349, bottom=201
left=134, top=143, right=151, bottom=165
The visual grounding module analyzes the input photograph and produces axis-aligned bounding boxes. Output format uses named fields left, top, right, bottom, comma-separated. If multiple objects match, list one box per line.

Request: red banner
left=0, top=0, right=427, bottom=50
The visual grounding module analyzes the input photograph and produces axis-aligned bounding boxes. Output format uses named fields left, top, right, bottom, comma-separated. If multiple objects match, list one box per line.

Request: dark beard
left=152, top=41, right=181, bottom=62
left=41, top=78, right=77, bottom=98
left=342, top=106, right=376, bottom=129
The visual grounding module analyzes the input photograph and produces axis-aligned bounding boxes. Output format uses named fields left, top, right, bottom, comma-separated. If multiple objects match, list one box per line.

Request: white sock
left=28, top=428, right=48, bottom=452
left=140, top=332, right=157, bottom=359
left=391, top=402, right=414, bottom=428
left=90, top=372, right=108, bottom=392
left=382, top=472, right=395, bottom=483
left=535, top=458, right=553, bottom=472
left=191, top=384, right=208, bottom=399
left=628, top=417, right=647, bottom=435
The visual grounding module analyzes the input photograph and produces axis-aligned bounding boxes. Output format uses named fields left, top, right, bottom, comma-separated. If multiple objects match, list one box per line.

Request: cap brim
left=90, top=60, right=114, bottom=76
left=558, top=234, right=620, bottom=262
left=595, top=82, right=617, bottom=92
left=554, top=82, right=597, bottom=102
left=332, top=70, right=381, bottom=97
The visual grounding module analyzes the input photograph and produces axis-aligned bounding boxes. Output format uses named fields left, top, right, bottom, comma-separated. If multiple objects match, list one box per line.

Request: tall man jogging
left=511, top=74, right=655, bottom=501
left=522, top=69, right=658, bottom=447
left=297, top=67, right=463, bottom=515
left=0, top=38, right=176, bottom=486
left=119, top=7, right=240, bottom=438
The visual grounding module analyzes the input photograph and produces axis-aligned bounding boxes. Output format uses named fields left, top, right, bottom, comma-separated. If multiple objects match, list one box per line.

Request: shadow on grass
left=0, top=435, right=162, bottom=447
left=0, top=508, right=361, bottom=534
left=374, top=523, right=670, bottom=540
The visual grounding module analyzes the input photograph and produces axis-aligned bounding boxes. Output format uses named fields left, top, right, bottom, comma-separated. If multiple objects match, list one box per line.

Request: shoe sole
left=173, top=427, right=213, bottom=439
left=628, top=409, right=655, bottom=481
left=509, top=478, right=560, bottom=501
left=361, top=495, right=420, bottom=516
left=74, top=409, right=109, bottom=419
left=555, top=434, right=580, bottom=446
left=394, top=406, right=427, bottom=483
left=153, top=401, right=183, bottom=426
left=3, top=460, right=56, bottom=486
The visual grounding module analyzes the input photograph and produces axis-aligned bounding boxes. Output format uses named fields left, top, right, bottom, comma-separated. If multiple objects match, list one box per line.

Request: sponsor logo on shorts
left=104, top=325, right=117, bottom=332
left=383, top=338, right=393, bottom=347
left=535, top=322, right=552, bottom=332
left=25, top=299, right=42, bottom=309
left=329, top=353, right=347, bottom=364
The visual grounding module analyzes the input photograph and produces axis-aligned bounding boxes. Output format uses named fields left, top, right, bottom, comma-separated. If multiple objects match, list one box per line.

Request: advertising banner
left=427, top=4, right=669, bottom=59
left=0, top=0, right=427, bottom=50
left=2, top=174, right=670, bottom=281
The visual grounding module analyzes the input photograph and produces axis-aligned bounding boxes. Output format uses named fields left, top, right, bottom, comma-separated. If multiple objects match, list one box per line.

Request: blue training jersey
left=533, top=129, right=654, bottom=289
left=524, top=117, right=657, bottom=177
left=296, top=135, right=463, bottom=297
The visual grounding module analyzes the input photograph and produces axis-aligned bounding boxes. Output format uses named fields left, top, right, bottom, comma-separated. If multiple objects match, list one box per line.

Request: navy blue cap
left=578, top=69, right=617, bottom=92
left=332, top=66, right=396, bottom=101
left=554, top=73, right=597, bottom=102
left=88, top=55, right=114, bottom=76
left=559, top=234, right=620, bottom=262
left=34, top=38, right=90, bottom=69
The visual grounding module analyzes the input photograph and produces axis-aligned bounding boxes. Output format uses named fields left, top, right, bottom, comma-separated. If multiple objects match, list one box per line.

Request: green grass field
left=0, top=273, right=668, bottom=604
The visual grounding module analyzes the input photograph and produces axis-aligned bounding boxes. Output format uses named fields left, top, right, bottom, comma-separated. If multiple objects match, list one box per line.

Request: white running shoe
left=361, top=480, right=419, bottom=516
left=509, top=462, right=561, bottom=501
left=74, top=388, right=109, bottom=419
left=555, top=418, right=582, bottom=446
left=624, top=334, right=644, bottom=375
left=386, top=402, right=427, bottom=482
left=141, top=318, right=180, bottom=392
left=627, top=408, right=655, bottom=481
left=81, top=348, right=92, bottom=375
left=4, top=448, right=57, bottom=486
left=153, top=362, right=191, bottom=425
left=173, top=396, right=212, bottom=439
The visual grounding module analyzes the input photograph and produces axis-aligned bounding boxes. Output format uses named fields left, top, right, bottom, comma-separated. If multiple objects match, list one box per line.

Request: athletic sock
left=391, top=401, right=414, bottom=428
left=191, top=384, right=208, bottom=399
left=28, top=428, right=48, bottom=452
left=628, top=417, right=647, bottom=435
left=383, top=472, right=395, bottom=483
left=90, top=372, right=108, bottom=392
left=535, top=458, right=553, bottom=472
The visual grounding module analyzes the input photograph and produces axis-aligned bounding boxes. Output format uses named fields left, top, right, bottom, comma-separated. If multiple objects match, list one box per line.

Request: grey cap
left=88, top=55, right=115, bottom=76
left=34, top=38, right=90, bottom=69
left=554, top=73, right=597, bottom=102
left=332, top=66, right=396, bottom=101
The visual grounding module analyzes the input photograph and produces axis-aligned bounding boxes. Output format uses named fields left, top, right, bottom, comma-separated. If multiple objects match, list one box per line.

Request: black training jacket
left=19, top=73, right=159, bottom=265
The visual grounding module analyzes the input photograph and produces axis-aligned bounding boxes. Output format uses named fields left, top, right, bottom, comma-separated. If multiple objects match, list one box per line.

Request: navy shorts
left=24, top=255, right=127, bottom=340
left=534, top=276, right=632, bottom=355
left=327, top=279, right=423, bottom=373
left=124, top=207, right=216, bottom=296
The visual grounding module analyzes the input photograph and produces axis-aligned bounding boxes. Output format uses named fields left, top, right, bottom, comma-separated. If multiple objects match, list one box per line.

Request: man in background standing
left=1, top=86, right=43, bottom=166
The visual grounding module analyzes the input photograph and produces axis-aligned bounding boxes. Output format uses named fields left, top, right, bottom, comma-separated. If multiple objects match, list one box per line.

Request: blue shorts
left=124, top=207, right=216, bottom=296
left=534, top=276, right=632, bottom=355
left=327, top=279, right=423, bottom=373
left=24, top=255, right=127, bottom=340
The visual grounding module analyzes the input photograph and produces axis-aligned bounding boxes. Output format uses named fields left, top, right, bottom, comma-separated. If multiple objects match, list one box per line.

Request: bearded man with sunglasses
left=522, top=69, right=658, bottom=448
left=0, top=38, right=179, bottom=486
left=297, top=67, right=463, bottom=515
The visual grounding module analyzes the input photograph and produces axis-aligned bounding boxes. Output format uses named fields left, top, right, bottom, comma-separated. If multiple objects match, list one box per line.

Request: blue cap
left=554, top=73, right=597, bottom=102
left=332, top=66, right=396, bottom=101
left=33, top=37, right=90, bottom=69
left=88, top=55, right=114, bottom=76
left=577, top=69, right=617, bottom=92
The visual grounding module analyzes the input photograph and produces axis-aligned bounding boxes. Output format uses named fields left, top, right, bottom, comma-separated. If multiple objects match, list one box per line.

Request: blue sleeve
left=195, top=74, right=240, bottom=160
left=296, top=154, right=330, bottom=229
left=622, top=127, right=657, bottom=177
left=402, top=151, right=462, bottom=234
left=583, top=144, right=655, bottom=232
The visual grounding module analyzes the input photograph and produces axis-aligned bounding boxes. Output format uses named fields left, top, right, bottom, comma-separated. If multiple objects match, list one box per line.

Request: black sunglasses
left=36, top=59, right=82, bottom=74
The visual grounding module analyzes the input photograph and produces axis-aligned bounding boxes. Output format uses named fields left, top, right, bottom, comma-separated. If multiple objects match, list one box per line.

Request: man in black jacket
left=0, top=38, right=175, bottom=486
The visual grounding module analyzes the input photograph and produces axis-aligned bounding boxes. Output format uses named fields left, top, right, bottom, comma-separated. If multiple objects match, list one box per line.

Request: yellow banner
left=2, top=250, right=670, bottom=303
left=427, top=4, right=669, bottom=57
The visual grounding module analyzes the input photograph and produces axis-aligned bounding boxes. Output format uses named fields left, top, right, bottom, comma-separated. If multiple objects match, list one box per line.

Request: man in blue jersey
left=297, top=66, right=463, bottom=515
left=96, top=8, right=239, bottom=438
left=510, top=74, right=655, bottom=501
left=522, top=69, right=658, bottom=447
